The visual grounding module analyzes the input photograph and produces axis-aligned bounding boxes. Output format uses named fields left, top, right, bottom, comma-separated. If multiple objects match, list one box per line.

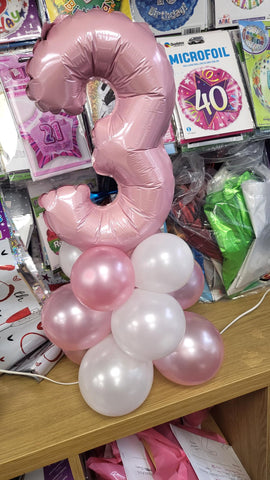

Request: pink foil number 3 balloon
left=26, top=10, right=176, bottom=253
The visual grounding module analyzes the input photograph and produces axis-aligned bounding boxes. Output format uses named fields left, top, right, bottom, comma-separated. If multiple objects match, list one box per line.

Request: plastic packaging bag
left=204, top=140, right=270, bottom=295
left=170, top=153, right=222, bottom=263
left=86, top=417, right=226, bottom=480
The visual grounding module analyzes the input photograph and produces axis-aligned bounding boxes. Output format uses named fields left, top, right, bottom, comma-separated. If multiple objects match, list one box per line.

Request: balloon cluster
left=26, top=9, right=224, bottom=417
left=42, top=233, right=224, bottom=417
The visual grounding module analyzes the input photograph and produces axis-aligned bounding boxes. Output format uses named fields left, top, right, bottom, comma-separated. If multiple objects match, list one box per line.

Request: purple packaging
left=0, top=0, right=42, bottom=45
left=23, top=459, right=75, bottom=479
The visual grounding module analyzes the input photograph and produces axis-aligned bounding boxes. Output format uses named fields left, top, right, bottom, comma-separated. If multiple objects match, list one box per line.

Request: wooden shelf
left=1, top=291, right=270, bottom=480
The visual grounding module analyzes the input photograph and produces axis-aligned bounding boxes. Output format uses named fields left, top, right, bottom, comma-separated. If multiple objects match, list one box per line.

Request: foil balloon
left=178, top=67, right=243, bottom=131
left=252, top=52, right=270, bottom=111
left=26, top=10, right=175, bottom=253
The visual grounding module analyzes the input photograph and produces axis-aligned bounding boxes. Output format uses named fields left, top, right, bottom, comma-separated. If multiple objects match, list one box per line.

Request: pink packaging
left=138, top=425, right=197, bottom=480
left=163, top=122, right=176, bottom=144
left=0, top=53, right=92, bottom=180
left=87, top=443, right=127, bottom=480
left=138, top=422, right=226, bottom=480
left=182, top=409, right=210, bottom=428
left=86, top=418, right=226, bottom=480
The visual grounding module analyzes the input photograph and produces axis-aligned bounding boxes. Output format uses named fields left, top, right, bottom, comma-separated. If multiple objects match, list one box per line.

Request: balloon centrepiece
left=154, top=311, right=224, bottom=386
left=26, top=9, right=175, bottom=254
left=70, top=246, right=135, bottom=311
left=27, top=10, right=225, bottom=417
left=41, top=284, right=112, bottom=351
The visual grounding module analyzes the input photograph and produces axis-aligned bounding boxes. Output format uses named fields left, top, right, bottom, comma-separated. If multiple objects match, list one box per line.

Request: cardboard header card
left=159, top=29, right=255, bottom=144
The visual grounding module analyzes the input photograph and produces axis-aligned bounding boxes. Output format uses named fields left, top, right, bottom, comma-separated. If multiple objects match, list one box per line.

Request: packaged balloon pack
left=0, top=0, right=42, bottom=47
left=130, top=0, right=209, bottom=37
left=239, top=20, right=270, bottom=130
left=0, top=189, right=51, bottom=372
left=42, top=0, right=124, bottom=22
left=158, top=30, right=255, bottom=145
left=86, top=78, right=177, bottom=154
left=214, top=0, right=270, bottom=29
left=0, top=80, right=31, bottom=181
left=203, top=141, right=270, bottom=296
left=0, top=53, right=92, bottom=181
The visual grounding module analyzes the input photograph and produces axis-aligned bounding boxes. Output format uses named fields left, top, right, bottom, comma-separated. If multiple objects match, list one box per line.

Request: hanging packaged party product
left=159, top=30, right=255, bottom=146
left=214, top=0, right=270, bottom=29
left=0, top=190, right=50, bottom=371
left=1, top=185, right=34, bottom=249
left=42, top=0, right=125, bottom=22
left=0, top=0, right=42, bottom=47
left=239, top=20, right=270, bottom=130
left=203, top=142, right=270, bottom=296
left=0, top=77, right=32, bottom=181
left=130, top=0, right=209, bottom=37
left=170, top=152, right=222, bottom=262
left=0, top=53, right=92, bottom=181
left=86, top=78, right=177, bottom=155
left=204, top=170, right=256, bottom=293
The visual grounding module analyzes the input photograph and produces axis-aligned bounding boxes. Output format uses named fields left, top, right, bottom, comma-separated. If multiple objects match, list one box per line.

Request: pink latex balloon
left=41, top=284, right=111, bottom=351
left=65, top=349, right=87, bottom=365
left=172, top=261, right=205, bottom=309
left=154, top=311, right=224, bottom=386
left=26, top=10, right=175, bottom=253
left=70, top=246, right=135, bottom=311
